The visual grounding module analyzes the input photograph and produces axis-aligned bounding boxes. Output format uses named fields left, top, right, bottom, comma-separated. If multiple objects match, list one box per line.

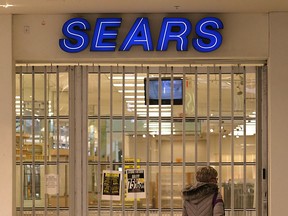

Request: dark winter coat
left=182, top=182, right=225, bottom=216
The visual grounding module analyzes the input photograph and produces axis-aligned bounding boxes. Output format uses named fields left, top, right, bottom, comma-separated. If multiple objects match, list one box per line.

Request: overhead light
left=126, top=100, right=145, bottom=103
left=109, top=76, right=145, bottom=80
left=138, top=112, right=171, bottom=117
left=134, top=108, right=171, bottom=112
left=118, top=90, right=144, bottom=93
left=113, top=83, right=144, bottom=87
left=124, top=95, right=145, bottom=99
left=0, top=3, right=13, bottom=8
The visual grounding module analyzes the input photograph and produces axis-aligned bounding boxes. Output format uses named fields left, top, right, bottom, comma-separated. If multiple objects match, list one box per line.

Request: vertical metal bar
left=207, top=67, right=211, bottom=164
left=182, top=66, right=187, bottom=192
left=243, top=66, right=247, bottom=214
left=82, top=65, right=88, bottom=216
left=32, top=65, right=36, bottom=216
left=194, top=66, right=198, bottom=173
left=56, top=65, right=60, bottom=216
left=134, top=66, right=138, bottom=215
left=97, top=65, right=102, bottom=216
left=231, top=66, right=235, bottom=216
left=19, top=66, right=24, bottom=216
left=44, top=65, right=48, bottom=216
left=257, top=65, right=268, bottom=216
left=218, top=66, right=223, bottom=184
left=145, top=65, right=150, bottom=216
left=75, top=65, right=83, bottom=216
left=256, top=66, right=260, bottom=216
left=170, top=66, right=174, bottom=215
left=109, top=65, right=113, bottom=216
left=182, top=65, right=188, bottom=194
left=158, top=66, right=162, bottom=216
left=121, top=66, right=126, bottom=216
left=69, top=65, right=75, bottom=216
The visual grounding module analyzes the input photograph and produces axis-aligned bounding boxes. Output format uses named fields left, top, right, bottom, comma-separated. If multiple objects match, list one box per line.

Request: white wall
left=13, top=14, right=268, bottom=62
left=0, top=15, right=14, bottom=216
left=268, top=12, right=288, bottom=216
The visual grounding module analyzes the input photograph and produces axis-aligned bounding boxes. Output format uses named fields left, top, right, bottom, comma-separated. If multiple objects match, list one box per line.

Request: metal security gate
left=15, top=63, right=267, bottom=216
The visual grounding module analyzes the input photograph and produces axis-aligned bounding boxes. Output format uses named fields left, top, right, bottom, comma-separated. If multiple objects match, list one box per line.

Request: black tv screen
left=144, top=77, right=183, bottom=105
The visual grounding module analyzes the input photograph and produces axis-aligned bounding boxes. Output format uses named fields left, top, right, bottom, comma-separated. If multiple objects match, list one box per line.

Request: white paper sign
left=45, top=174, right=59, bottom=195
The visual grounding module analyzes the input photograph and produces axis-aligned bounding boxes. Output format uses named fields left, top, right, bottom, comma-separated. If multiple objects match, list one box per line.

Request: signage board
left=59, top=16, right=223, bottom=53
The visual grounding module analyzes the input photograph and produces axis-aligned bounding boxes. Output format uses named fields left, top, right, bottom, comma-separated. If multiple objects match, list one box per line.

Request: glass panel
left=197, top=73, right=208, bottom=117
left=49, top=119, right=69, bottom=162
left=34, top=74, right=45, bottom=109
left=246, top=70, right=256, bottom=117
left=184, top=74, right=195, bottom=117
left=16, top=65, right=71, bottom=214
left=99, top=73, right=111, bottom=116
left=234, top=72, right=245, bottom=117
left=156, top=166, right=194, bottom=209
left=221, top=166, right=232, bottom=208
left=246, top=165, right=256, bottom=209
left=88, top=165, right=100, bottom=206
left=184, top=135, right=196, bottom=163
left=220, top=67, right=234, bottom=116
left=47, top=73, right=57, bottom=117
left=47, top=164, right=69, bottom=208
left=15, top=165, right=23, bottom=208
left=47, top=73, right=69, bottom=116
left=58, top=72, right=69, bottom=116
left=88, top=74, right=99, bottom=116
left=15, top=74, right=21, bottom=116
left=22, top=74, right=33, bottom=117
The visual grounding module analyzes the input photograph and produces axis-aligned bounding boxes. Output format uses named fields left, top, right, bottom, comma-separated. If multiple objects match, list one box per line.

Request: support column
left=268, top=12, right=288, bottom=216
left=0, top=15, right=14, bottom=216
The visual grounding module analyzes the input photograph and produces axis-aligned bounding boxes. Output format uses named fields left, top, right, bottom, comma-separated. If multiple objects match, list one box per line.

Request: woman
left=182, top=166, right=225, bottom=216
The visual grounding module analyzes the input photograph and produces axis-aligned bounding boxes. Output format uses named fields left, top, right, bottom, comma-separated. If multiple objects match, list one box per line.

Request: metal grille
left=15, top=63, right=266, bottom=216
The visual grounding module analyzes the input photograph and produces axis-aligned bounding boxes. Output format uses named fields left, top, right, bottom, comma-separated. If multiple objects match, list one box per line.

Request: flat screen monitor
left=144, top=77, right=183, bottom=105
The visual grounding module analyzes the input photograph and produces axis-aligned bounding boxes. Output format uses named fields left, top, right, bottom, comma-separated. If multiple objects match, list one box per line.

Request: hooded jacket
left=182, top=182, right=225, bottom=216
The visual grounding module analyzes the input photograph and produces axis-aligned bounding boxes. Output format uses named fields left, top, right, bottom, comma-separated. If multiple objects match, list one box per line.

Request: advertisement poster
left=102, top=170, right=122, bottom=201
left=124, top=158, right=140, bottom=169
left=126, top=169, right=146, bottom=199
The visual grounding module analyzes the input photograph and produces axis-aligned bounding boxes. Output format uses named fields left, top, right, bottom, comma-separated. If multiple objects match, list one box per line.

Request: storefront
left=1, top=12, right=288, bottom=216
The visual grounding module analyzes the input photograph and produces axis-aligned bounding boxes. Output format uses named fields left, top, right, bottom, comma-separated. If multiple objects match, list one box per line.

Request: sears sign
left=59, top=17, right=223, bottom=53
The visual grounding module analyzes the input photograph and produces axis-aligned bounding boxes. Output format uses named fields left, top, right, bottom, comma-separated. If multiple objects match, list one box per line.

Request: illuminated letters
left=59, top=18, right=90, bottom=53
left=192, top=17, right=223, bottom=52
left=59, top=16, right=224, bottom=53
left=119, top=17, right=153, bottom=51
left=156, top=18, right=192, bottom=51
left=90, top=18, right=122, bottom=51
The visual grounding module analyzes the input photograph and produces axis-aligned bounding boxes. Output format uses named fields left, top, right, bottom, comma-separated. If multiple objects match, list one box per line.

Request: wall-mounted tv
left=144, top=77, right=183, bottom=105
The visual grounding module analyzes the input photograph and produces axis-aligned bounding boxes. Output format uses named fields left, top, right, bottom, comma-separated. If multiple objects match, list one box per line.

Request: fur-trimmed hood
left=182, top=182, right=219, bottom=204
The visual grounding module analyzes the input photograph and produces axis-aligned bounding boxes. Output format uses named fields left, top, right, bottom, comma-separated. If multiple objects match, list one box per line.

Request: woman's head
left=196, top=166, right=218, bottom=183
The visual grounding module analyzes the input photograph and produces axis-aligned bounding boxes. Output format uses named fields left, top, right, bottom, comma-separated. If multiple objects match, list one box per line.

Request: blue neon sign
left=59, top=18, right=91, bottom=53
left=156, top=18, right=192, bottom=51
left=90, top=18, right=122, bottom=51
left=59, top=17, right=223, bottom=53
left=192, top=17, right=224, bottom=52
left=119, top=17, right=153, bottom=51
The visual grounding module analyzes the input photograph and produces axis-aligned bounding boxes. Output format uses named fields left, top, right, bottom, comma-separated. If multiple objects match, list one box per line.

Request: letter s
left=59, top=18, right=90, bottom=53
left=193, top=17, right=223, bottom=52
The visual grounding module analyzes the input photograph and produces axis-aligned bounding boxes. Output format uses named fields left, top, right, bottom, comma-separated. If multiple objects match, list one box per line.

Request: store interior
left=15, top=64, right=258, bottom=212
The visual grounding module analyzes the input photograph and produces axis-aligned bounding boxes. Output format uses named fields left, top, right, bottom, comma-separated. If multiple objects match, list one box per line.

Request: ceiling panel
left=1, top=0, right=288, bottom=14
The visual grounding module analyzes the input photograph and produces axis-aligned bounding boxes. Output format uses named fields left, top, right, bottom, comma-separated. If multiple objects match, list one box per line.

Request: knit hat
left=196, top=166, right=218, bottom=183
